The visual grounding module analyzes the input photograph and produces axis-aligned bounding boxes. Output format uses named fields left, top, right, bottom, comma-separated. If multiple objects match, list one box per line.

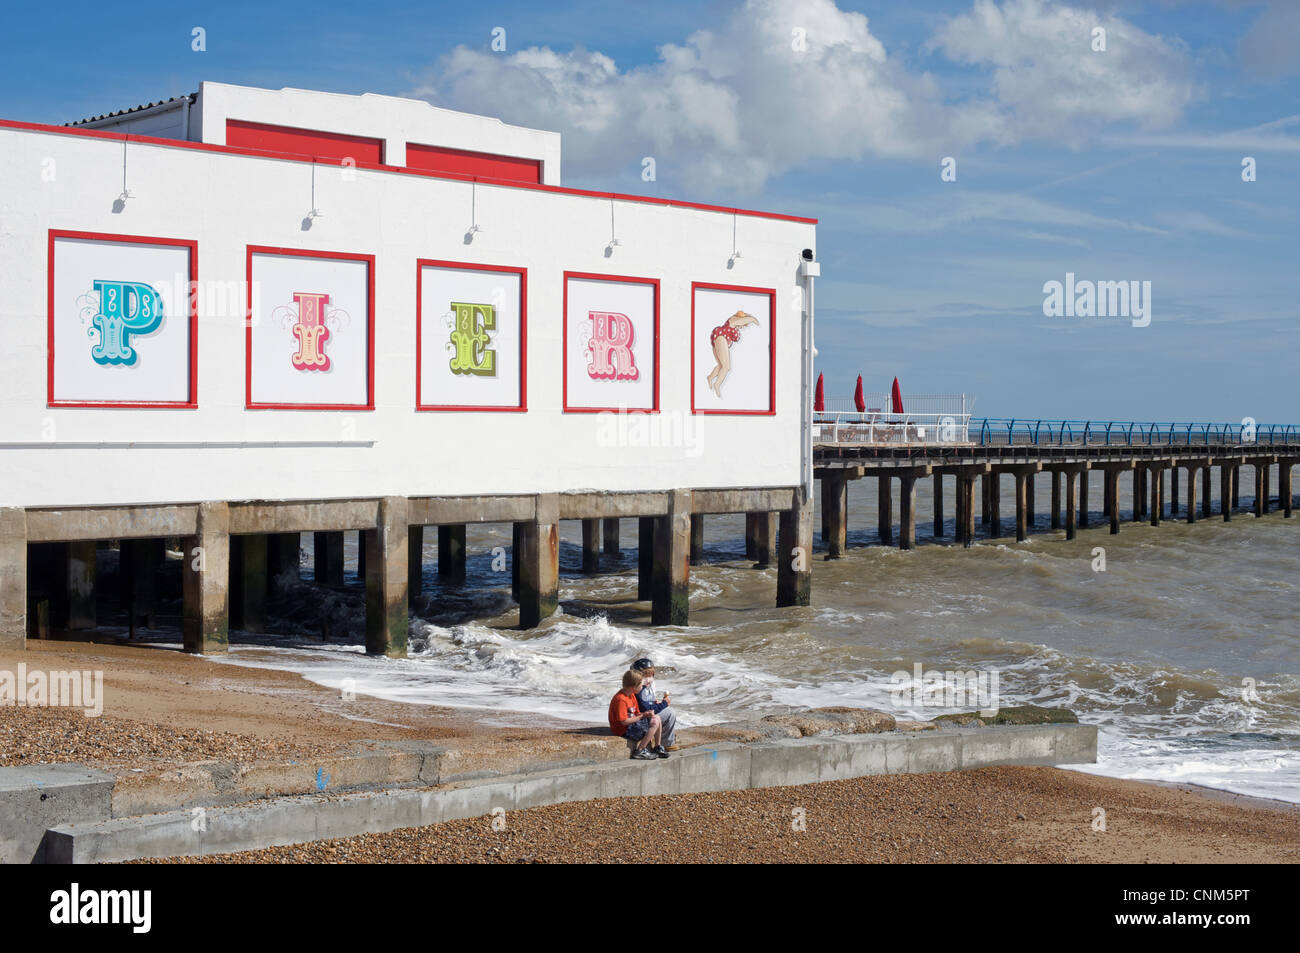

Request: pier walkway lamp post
left=800, top=248, right=819, bottom=502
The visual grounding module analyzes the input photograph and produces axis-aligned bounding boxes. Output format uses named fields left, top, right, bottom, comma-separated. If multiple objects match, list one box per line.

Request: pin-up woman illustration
left=706, top=310, right=759, bottom=398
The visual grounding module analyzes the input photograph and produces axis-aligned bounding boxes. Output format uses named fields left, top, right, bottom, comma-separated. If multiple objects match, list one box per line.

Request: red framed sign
left=690, top=282, right=776, bottom=415
left=562, top=272, right=660, bottom=414
left=416, top=260, right=527, bottom=412
left=245, top=246, right=375, bottom=410
left=47, top=229, right=199, bottom=408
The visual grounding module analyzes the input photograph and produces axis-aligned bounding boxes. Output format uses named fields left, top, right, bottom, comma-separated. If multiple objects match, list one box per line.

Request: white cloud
left=408, top=0, right=1201, bottom=191
left=929, top=0, right=1199, bottom=139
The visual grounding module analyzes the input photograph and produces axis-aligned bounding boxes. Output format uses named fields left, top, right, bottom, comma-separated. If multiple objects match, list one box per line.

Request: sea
left=207, top=471, right=1300, bottom=804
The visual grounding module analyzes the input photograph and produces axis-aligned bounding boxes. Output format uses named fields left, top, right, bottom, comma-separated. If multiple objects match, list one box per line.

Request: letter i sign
left=291, top=292, right=331, bottom=371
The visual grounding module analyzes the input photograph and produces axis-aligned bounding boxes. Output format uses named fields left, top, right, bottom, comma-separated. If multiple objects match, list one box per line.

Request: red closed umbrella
left=853, top=375, right=865, bottom=412
left=891, top=376, right=903, bottom=414
left=814, top=373, right=825, bottom=412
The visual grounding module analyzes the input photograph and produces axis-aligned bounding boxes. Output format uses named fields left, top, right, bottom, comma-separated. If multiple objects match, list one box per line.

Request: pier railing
left=814, top=412, right=972, bottom=445
left=972, top=419, right=1300, bottom=447
left=820, top=394, right=971, bottom=417
left=815, top=394, right=973, bottom=445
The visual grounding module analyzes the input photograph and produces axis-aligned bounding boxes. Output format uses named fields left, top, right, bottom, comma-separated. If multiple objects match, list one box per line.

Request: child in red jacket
left=608, top=669, right=666, bottom=760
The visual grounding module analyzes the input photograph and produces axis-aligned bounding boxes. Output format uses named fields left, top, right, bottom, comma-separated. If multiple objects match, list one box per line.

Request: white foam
left=205, top=604, right=1300, bottom=803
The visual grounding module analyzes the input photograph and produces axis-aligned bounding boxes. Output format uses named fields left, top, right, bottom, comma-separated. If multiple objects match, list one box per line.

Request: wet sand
left=0, top=639, right=733, bottom=772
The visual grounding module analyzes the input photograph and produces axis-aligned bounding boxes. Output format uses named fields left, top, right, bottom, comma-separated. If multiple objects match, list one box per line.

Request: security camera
left=801, top=248, right=814, bottom=261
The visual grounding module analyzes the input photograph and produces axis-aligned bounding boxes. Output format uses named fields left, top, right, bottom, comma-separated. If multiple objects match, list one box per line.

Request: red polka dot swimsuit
left=711, top=323, right=741, bottom=347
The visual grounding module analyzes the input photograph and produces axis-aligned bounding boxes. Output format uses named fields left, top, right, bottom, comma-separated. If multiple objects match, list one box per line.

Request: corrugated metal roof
left=67, top=93, right=197, bottom=127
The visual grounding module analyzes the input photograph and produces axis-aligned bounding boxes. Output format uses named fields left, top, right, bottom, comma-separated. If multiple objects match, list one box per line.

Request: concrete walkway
left=6, top=723, right=1096, bottom=863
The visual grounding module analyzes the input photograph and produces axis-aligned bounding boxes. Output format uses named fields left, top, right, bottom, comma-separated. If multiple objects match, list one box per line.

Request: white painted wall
left=0, top=123, right=812, bottom=509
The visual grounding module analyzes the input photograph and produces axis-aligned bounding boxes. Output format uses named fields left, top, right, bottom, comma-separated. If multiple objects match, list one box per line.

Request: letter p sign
left=91, top=280, right=164, bottom=366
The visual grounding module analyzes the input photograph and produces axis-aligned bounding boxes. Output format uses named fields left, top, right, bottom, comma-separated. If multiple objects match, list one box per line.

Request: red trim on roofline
left=227, top=119, right=385, bottom=164
left=407, top=142, right=541, bottom=185
left=0, top=117, right=817, bottom=225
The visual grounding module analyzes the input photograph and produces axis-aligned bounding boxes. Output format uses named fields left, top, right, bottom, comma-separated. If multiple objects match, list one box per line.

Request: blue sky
left=4, top=0, right=1296, bottom=421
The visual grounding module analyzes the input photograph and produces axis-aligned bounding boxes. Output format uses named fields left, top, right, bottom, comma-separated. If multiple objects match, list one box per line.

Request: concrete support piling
left=1105, top=469, right=1121, bottom=535
left=66, top=540, right=96, bottom=631
left=822, top=472, right=847, bottom=559
left=229, top=534, right=267, bottom=633
left=120, top=538, right=161, bottom=630
left=437, top=525, right=466, bottom=582
left=637, top=517, right=654, bottom=600
left=267, top=533, right=300, bottom=585
left=878, top=475, right=893, bottom=545
left=1064, top=470, right=1078, bottom=541
left=1201, top=466, right=1212, bottom=518
left=1222, top=466, right=1233, bottom=521
left=363, top=496, right=408, bottom=657
left=1232, top=467, right=1240, bottom=511
left=689, top=514, right=705, bottom=563
left=1050, top=470, right=1061, bottom=530
left=602, top=518, right=620, bottom=556
left=899, top=473, right=917, bottom=551
left=511, top=523, right=522, bottom=600
left=988, top=473, right=1002, bottom=538
left=1078, top=471, right=1089, bottom=528
left=752, top=512, right=777, bottom=567
left=0, top=509, right=25, bottom=649
left=519, top=495, right=559, bottom=630
left=182, top=502, right=230, bottom=655
left=1025, top=474, right=1035, bottom=532
left=313, top=531, right=344, bottom=587
left=582, top=518, right=601, bottom=573
left=1283, top=462, right=1294, bottom=518
left=1256, top=463, right=1269, bottom=517
left=1150, top=467, right=1163, bottom=527
left=652, top=490, right=691, bottom=626
left=776, top=493, right=813, bottom=607
left=1186, top=467, right=1198, bottom=524
left=408, top=526, right=424, bottom=602
left=744, top=513, right=759, bottom=560
left=933, top=474, right=944, bottom=538
left=960, top=474, right=977, bottom=548
left=1171, top=467, right=1180, bottom=515
left=954, top=474, right=965, bottom=544
left=1014, top=471, right=1029, bottom=542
